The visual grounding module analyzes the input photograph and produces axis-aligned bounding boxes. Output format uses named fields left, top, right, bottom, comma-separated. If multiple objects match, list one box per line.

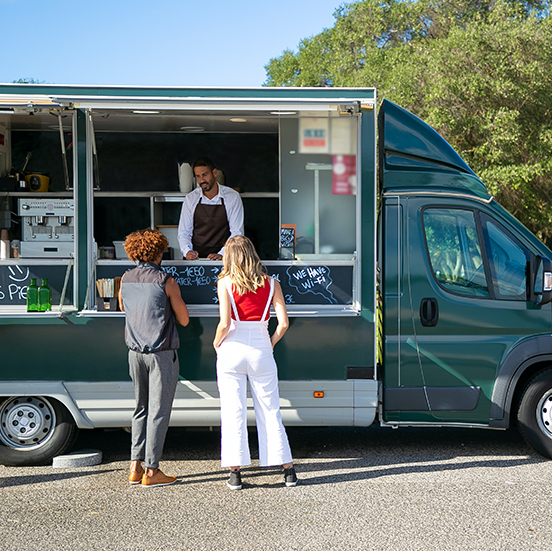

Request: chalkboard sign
left=0, top=263, right=74, bottom=306
left=280, top=225, right=296, bottom=260
left=280, top=226, right=295, bottom=248
left=97, top=262, right=353, bottom=307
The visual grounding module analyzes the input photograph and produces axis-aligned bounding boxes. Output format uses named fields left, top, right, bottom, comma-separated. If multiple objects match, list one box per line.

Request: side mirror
left=529, top=255, right=552, bottom=306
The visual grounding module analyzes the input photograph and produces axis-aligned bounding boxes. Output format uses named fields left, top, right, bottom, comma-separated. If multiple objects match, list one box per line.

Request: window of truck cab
left=423, top=207, right=529, bottom=301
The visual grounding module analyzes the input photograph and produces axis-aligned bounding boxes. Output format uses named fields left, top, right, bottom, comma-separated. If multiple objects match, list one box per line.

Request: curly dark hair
left=123, top=228, right=168, bottom=262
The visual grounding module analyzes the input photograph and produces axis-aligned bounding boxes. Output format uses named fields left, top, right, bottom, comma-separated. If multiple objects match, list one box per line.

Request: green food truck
left=1, top=84, right=551, bottom=466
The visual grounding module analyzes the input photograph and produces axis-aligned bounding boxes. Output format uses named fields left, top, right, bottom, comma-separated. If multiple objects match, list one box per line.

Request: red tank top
left=230, top=277, right=272, bottom=321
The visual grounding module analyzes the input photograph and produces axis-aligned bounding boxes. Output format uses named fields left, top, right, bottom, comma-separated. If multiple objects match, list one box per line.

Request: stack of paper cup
left=178, top=163, right=193, bottom=193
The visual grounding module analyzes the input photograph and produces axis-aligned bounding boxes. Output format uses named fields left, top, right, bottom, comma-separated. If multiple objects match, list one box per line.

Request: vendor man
left=177, top=156, right=244, bottom=261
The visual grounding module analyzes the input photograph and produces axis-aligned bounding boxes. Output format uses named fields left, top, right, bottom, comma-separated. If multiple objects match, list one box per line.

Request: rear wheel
left=517, top=369, right=552, bottom=459
left=0, top=396, right=79, bottom=466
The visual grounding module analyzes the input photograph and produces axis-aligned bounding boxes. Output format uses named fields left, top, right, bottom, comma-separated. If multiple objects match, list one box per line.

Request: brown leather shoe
left=141, top=469, right=177, bottom=488
left=128, top=466, right=145, bottom=485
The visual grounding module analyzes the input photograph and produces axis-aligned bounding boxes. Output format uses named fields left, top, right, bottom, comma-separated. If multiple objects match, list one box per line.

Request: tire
left=0, top=396, right=79, bottom=466
left=517, top=369, right=552, bottom=459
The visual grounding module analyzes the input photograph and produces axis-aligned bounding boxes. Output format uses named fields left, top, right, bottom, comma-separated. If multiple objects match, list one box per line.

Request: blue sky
left=1, top=0, right=343, bottom=86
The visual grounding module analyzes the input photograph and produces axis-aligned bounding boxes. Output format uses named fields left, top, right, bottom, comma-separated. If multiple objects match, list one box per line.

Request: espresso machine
left=18, top=199, right=75, bottom=257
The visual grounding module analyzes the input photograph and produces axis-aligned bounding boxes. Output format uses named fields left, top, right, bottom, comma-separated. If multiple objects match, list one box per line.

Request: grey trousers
left=129, top=349, right=179, bottom=469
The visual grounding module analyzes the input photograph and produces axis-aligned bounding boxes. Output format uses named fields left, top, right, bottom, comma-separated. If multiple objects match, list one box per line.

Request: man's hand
left=207, top=253, right=223, bottom=261
left=186, top=250, right=199, bottom=260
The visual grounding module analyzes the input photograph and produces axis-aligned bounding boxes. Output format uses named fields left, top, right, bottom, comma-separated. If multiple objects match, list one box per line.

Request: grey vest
left=121, top=262, right=179, bottom=353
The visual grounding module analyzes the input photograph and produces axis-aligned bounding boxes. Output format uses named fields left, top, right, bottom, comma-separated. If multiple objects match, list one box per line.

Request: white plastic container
left=113, top=241, right=127, bottom=259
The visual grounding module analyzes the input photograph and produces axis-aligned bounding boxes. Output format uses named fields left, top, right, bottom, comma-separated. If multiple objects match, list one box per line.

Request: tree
left=265, top=0, right=552, bottom=246
left=12, top=78, right=44, bottom=84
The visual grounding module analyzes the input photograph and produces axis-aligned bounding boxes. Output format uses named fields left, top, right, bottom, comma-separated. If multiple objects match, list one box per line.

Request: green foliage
left=12, top=78, right=44, bottom=84
left=265, top=0, right=552, bottom=247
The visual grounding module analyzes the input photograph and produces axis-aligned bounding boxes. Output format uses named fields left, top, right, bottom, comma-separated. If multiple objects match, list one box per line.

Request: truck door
left=393, top=200, right=533, bottom=423
left=379, top=100, right=551, bottom=424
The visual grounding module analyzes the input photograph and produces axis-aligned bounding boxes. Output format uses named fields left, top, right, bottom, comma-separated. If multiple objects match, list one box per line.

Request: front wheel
left=517, top=369, right=552, bottom=459
left=0, top=396, right=79, bottom=466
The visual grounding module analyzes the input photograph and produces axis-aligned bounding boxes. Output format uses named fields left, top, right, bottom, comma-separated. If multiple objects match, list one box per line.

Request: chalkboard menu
left=280, top=225, right=296, bottom=260
left=97, top=262, right=353, bottom=306
left=0, top=263, right=74, bottom=306
left=280, top=226, right=295, bottom=248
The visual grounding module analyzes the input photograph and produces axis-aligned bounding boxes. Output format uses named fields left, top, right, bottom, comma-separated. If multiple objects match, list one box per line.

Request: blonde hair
left=124, top=228, right=168, bottom=262
left=219, top=236, right=266, bottom=295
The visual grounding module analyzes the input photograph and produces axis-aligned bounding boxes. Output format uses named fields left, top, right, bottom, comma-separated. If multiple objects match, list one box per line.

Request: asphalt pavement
left=1, top=424, right=551, bottom=550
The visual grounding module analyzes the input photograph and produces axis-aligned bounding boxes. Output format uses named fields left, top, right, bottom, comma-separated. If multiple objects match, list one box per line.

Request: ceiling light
left=133, top=110, right=160, bottom=114
left=180, top=126, right=205, bottom=132
left=230, top=118, right=247, bottom=123
left=270, top=111, right=296, bottom=115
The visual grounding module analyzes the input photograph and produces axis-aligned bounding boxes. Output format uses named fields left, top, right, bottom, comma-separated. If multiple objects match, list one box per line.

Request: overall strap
left=261, top=278, right=275, bottom=321
left=225, top=277, right=240, bottom=321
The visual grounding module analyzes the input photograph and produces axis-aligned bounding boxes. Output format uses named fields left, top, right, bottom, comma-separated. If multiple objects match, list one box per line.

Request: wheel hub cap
left=0, top=397, right=56, bottom=450
left=537, top=391, right=552, bottom=439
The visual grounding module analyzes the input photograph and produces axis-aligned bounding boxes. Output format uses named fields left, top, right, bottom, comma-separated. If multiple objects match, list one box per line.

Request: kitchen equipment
left=113, top=240, right=127, bottom=259
left=156, top=225, right=183, bottom=260
left=18, top=198, right=74, bottom=257
left=99, top=246, right=115, bottom=259
left=26, top=173, right=50, bottom=192
left=11, top=239, right=20, bottom=258
left=20, top=151, right=32, bottom=174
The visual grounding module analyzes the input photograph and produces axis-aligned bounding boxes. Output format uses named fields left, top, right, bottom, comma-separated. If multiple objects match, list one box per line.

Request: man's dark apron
left=192, top=197, right=231, bottom=257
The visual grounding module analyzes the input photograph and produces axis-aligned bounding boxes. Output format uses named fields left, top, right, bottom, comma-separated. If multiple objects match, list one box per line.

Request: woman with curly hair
left=118, top=228, right=189, bottom=488
left=213, top=235, right=297, bottom=490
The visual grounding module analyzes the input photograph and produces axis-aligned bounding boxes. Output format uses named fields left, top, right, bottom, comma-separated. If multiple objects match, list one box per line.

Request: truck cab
left=380, top=100, right=552, bottom=457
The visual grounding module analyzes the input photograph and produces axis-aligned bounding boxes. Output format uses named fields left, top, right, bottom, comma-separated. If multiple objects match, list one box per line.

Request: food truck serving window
left=86, top=102, right=361, bottom=316
left=280, top=113, right=357, bottom=260
left=0, top=102, right=77, bottom=317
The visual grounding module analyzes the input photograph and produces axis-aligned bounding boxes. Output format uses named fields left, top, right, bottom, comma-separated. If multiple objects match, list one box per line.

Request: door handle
left=420, top=297, right=439, bottom=327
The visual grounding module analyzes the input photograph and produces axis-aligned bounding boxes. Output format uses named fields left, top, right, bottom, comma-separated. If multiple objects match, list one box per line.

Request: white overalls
left=216, top=276, right=293, bottom=468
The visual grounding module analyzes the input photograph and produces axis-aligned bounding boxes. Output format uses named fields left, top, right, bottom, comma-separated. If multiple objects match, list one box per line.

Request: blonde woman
left=213, top=236, right=297, bottom=490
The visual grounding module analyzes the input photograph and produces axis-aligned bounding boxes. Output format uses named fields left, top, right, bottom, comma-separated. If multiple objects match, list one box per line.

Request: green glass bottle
left=38, top=278, right=51, bottom=312
left=26, top=278, right=39, bottom=312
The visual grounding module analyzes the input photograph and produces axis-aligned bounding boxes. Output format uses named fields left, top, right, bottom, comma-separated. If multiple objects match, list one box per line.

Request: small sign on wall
left=332, top=155, right=356, bottom=195
left=299, top=118, right=329, bottom=154
left=299, top=117, right=356, bottom=156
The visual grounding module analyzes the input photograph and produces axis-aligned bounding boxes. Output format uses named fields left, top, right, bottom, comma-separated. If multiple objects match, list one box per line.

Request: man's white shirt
left=177, top=185, right=244, bottom=257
